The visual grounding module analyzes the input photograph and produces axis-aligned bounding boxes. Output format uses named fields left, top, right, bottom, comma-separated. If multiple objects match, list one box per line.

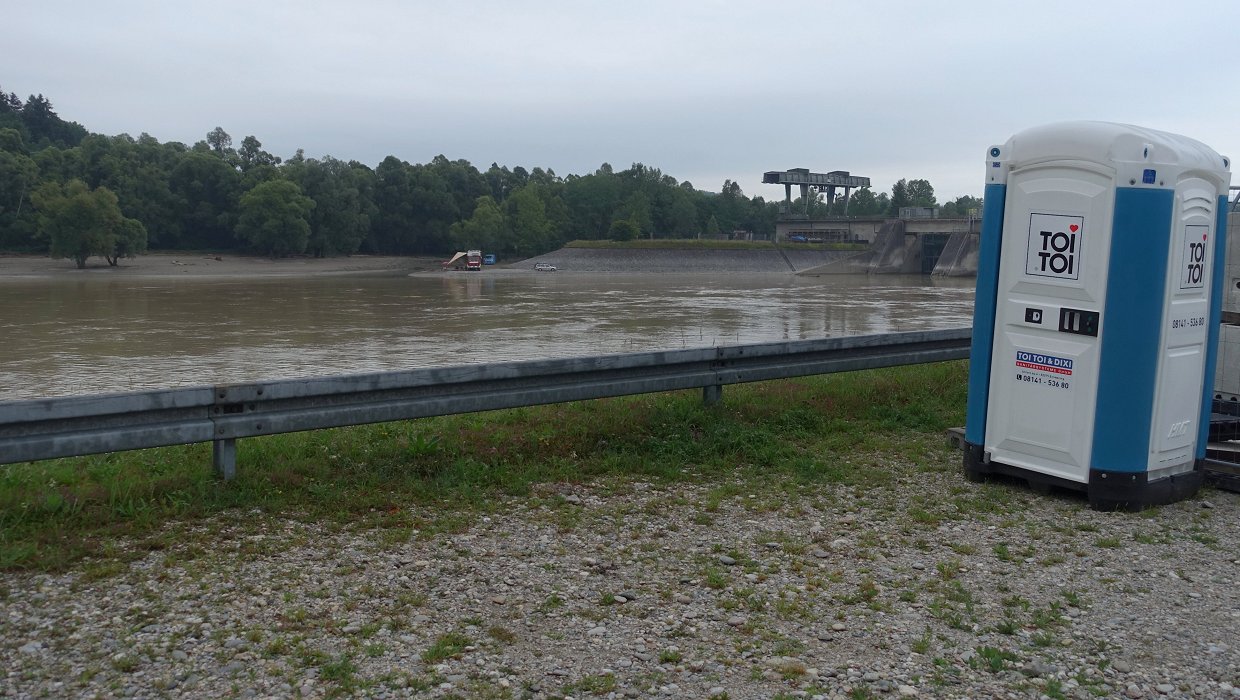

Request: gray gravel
left=2, top=464, right=1238, bottom=699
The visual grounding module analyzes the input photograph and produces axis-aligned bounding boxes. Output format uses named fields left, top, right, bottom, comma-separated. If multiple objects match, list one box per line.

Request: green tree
left=543, top=193, right=573, bottom=246
left=563, top=171, right=622, bottom=239
left=205, top=127, right=234, bottom=158
left=169, top=151, right=243, bottom=248
left=236, top=179, right=314, bottom=257
left=875, top=192, right=891, bottom=215
left=668, top=190, right=698, bottom=237
left=846, top=187, right=880, bottom=216
left=507, top=185, right=551, bottom=254
left=711, top=179, right=748, bottom=233
left=607, top=218, right=638, bottom=241
left=19, top=94, right=86, bottom=148
left=367, top=157, right=458, bottom=254
left=906, top=179, right=936, bottom=207
left=71, top=133, right=184, bottom=249
left=940, top=194, right=982, bottom=217
left=238, top=135, right=279, bottom=171
left=889, top=179, right=910, bottom=215
left=704, top=214, right=721, bottom=238
left=428, top=155, right=487, bottom=217
left=285, top=156, right=374, bottom=257
left=448, top=195, right=505, bottom=252
left=620, top=190, right=653, bottom=238
left=0, top=130, right=39, bottom=249
left=744, top=196, right=779, bottom=237
left=32, top=179, right=147, bottom=268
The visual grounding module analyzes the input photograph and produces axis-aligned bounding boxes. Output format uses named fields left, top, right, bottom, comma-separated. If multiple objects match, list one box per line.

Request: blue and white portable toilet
left=964, top=122, right=1231, bottom=509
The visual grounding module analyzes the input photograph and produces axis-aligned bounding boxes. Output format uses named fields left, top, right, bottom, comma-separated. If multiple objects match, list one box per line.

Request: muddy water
left=0, top=273, right=974, bottom=400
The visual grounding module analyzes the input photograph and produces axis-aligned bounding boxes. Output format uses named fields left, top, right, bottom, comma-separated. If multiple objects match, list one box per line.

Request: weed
left=320, top=654, right=357, bottom=687
left=487, top=626, right=516, bottom=643
left=658, top=649, right=683, bottom=663
left=936, top=559, right=963, bottom=580
left=973, top=645, right=1018, bottom=673
left=263, top=637, right=290, bottom=657
left=1031, top=602, right=1065, bottom=630
left=994, top=618, right=1018, bottom=635
left=565, top=673, right=617, bottom=695
left=1045, top=678, right=1068, bottom=700
left=911, top=627, right=933, bottom=654
left=422, top=632, right=471, bottom=663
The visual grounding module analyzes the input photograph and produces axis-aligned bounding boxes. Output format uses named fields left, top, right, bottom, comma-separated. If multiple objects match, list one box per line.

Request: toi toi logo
left=1181, top=225, right=1208, bottom=289
left=1035, top=229, right=1078, bottom=275
left=1026, top=214, right=1084, bottom=281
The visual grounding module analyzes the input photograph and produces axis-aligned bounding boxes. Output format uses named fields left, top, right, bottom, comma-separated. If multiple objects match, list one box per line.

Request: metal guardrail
left=0, top=328, right=972, bottom=479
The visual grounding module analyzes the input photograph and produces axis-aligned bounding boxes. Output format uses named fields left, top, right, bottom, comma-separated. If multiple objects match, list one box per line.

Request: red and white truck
left=466, top=250, right=482, bottom=271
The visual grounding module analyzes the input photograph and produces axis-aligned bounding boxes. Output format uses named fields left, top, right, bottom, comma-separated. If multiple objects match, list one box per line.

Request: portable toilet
left=964, top=121, right=1231, bottom=509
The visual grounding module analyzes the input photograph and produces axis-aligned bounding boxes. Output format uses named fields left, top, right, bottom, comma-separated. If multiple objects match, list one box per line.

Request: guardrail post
left=703, top=384, right=722, bottom=405
left=213, top=438, right=236, bottom=480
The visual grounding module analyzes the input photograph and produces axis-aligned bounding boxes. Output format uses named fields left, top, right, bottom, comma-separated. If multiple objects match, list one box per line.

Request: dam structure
left=764, top=167, right=980, bottom=276
left=784, top=216, right=982, bottom=276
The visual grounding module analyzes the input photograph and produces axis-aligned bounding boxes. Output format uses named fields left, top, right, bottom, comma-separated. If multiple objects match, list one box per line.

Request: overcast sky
left=7, top=1, right=1239, bottom=202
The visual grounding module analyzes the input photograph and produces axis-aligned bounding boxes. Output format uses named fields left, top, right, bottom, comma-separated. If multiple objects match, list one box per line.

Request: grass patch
left=422, top=632, right=471, bottom=663
left=0, top=362, right=970, bottom=571
left=972, top=645, right=1018, bottom=673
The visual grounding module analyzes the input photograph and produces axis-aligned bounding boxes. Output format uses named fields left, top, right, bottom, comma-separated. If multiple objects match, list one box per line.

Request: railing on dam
left=0, top=328, right=973, bottom=479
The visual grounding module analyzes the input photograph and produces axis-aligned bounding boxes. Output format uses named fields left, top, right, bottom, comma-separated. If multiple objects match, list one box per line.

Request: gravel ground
left=2, top=461, right=1238, bottom=700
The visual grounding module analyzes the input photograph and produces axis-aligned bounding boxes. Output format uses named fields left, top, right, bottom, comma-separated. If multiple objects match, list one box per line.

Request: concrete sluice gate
left=797, top=220, right=981, bottom=276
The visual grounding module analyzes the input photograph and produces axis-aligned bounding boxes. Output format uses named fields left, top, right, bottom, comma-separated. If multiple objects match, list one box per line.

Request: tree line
left=0, top=88, right=980, bottom=265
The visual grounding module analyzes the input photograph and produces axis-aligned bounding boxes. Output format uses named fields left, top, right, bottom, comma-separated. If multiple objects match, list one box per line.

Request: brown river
left=0, top=272, right=975, bottom=401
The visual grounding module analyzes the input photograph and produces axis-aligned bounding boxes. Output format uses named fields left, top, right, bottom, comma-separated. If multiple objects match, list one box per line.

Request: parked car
left=534, top=262, right=557, bottom=272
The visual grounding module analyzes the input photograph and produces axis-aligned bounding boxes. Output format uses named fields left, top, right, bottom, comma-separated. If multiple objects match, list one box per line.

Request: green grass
left=973, top=645, right=1018, bottom=673
left=422, top=632, right=471, bottom=663
left=0, top=362, right=969, bottom=571
left=563, top=238, right=867, bottom=251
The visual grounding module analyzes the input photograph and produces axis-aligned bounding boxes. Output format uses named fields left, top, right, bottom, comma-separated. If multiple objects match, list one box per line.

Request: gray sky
left=8, top=1, right=1239, bottom=202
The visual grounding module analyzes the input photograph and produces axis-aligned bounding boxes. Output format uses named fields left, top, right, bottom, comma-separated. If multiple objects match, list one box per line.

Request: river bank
left=0, top=253, right=442, bottom=280
left=0, top=247, right=865, bottom=280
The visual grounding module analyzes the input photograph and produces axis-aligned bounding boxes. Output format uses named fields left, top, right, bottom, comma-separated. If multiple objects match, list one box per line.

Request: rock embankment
left=517, top=247, right=857, bottom=273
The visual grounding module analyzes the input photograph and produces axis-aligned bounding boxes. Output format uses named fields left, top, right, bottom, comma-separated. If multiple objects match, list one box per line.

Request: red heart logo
left=1069, top=224, right=1079, bottom=232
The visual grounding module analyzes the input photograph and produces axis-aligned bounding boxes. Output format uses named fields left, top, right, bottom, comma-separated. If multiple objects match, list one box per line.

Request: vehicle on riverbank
left=534, top=262, right=557, bottom=272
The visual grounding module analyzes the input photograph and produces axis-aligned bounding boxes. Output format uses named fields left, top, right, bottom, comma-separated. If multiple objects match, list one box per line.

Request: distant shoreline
left=0, top=244, right=889, bottom=279
left=0, top=253, right=444, bottom=280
